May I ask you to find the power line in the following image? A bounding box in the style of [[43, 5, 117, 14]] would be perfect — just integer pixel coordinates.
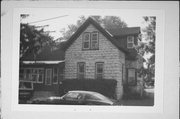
[[28, 15, 68, 24]]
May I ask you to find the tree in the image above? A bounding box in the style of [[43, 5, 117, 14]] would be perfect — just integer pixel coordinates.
[[20, 14, 53, 60], [60, 16, 127, 40], [136, 16, 156, 83]]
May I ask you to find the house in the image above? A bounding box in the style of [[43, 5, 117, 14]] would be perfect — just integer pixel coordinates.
[[19, 45, 65, 96], [62, 17, 144, 100], [19, 17, 144, 100]]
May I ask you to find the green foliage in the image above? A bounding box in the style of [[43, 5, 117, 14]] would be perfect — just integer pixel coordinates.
[[136, 16, 156, 83], [60, 16, 127, 40], [20, 15, 53, 59], [20, 23, 52, 59], [61, 79, 117, 99]]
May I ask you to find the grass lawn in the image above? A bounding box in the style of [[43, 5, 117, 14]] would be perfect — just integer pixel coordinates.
[[118, 97, 154, 106], [117, 88, 154, 106]]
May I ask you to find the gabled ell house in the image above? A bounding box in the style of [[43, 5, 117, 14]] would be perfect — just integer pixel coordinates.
[[63, 17, 144, 100], [19, 17, 144, 100]]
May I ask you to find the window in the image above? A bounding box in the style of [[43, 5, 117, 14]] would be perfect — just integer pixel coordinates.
[[59, 69, 64, 83], [91, 32, 99, 49], [26, 69, 32, 80], [32, 69, 38, 83], [53, 68, 58, 84], [45, 68, 52, 85], [83, 33, 90, 49], [19, 68, 44, 83], [127, 36, 134, 48], [19, 80, 33, 90], [64, 92, 81, 100], [127, 68, 136, 85], [82, 32, 99, 50], [19, 68, 32, 81], [37, 69, 44, 83], [95, 62, 104, 79], [77, 62, 85, 79]]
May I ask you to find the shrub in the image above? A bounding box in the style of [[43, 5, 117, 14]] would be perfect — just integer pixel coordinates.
[[61, 79, 117, 99]]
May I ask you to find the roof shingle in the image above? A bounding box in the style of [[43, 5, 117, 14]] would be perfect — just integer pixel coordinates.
[[106, 27, 140, 36]]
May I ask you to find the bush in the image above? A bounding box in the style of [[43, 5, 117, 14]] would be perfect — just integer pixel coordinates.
[[61, 79, 117, 99]]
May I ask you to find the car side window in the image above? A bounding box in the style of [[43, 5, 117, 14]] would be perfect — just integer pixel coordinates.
[[64, 92, 81, 100]]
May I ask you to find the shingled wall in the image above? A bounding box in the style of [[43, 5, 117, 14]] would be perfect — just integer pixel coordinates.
[[64, 24, 125, 99]]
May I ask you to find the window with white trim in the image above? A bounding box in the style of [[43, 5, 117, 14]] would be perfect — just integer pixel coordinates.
[[91, 32, 99, 49], [19, 68, 44, 83], [83, 33, 90, 49], [127, 36, 134, 48], [53, 68, 58, 84], [95, 62, 104, 79]]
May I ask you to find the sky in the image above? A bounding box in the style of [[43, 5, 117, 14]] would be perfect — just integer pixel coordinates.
[[21, 9, 146, 40]]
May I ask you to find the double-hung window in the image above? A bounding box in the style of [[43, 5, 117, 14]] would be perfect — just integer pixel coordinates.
[[95, 62, 104, 79], [77, 62, 85, 79], [91, 32, 98, 49], [82, 32, 99, 50], [127, 36, 134, 48], [83, 33, 90, 49]]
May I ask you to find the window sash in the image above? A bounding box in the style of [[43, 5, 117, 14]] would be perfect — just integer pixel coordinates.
[[45, 69, 52, 85], [127, 36, 134, 48], [83, 33, 90, 49], [77, 63, 85, 79], [53, 68, 58, 84], [91, 32, 98, 49], [37, 69, 44, 83], [95, 63, 104, 79]]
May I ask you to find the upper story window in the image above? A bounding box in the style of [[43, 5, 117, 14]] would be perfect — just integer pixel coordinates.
[[83, 33, 90, 49], [91, 32, 99, 49], [127, 36, 134, 49], [82, 32, 99, 50]]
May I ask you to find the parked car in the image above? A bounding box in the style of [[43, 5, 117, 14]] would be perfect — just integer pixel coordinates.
[[28, 90, 117, 105]]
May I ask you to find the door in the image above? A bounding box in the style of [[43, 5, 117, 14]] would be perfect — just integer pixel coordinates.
[[45, 68, 52, 85]]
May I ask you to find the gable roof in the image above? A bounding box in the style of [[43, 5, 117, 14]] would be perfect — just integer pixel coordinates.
[[63, 17, 129, 54]]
